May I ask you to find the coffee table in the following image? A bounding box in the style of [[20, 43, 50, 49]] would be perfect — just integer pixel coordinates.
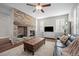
[[24, 37, 45, 55]]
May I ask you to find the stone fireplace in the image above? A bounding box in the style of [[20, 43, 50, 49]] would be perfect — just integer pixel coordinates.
[[30, 30, 35, 36], [13, 8, 36, 39], [17, 26, 27, 38]]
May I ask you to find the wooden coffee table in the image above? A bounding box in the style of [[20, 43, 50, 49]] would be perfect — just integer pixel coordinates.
[[24, 37, 45, 55]]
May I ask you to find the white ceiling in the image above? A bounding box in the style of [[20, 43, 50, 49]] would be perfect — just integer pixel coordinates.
[[5, 3, 75, 19]]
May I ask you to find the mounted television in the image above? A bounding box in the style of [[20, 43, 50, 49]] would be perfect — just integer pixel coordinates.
[[44, 26, 53, 32]]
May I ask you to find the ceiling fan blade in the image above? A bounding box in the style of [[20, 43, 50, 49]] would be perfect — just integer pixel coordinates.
[[38, 3, 40, 5], [33, 9, 36, 13], [42, 4, 51, 7], [41, 9, 44, 13], [26, 3, 35, 7]]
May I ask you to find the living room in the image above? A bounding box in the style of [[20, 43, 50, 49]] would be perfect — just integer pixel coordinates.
[[0, 3, 79, 56]]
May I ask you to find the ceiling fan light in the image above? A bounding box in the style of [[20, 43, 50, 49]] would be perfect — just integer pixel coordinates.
[[36, 5, 42, 10]]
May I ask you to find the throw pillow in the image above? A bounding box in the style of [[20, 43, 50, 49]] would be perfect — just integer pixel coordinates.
[[60, 35, 69, 45]]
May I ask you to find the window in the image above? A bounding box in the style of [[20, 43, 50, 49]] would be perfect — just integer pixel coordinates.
[[76, 5, 79, 34], [56, 18, 65, 33]]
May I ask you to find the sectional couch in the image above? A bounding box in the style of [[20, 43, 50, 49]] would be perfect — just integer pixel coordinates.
[[53, 34, 79, 56]]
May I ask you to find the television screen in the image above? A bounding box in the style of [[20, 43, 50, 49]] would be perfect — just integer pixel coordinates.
[[44, 26, 53, 32]]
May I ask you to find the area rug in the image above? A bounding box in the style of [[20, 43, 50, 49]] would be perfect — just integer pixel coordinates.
[[20, 39, 55, 56]]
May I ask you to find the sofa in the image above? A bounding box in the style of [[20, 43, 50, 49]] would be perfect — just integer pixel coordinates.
[[0, 37, 24, 56], [53, 34, 78, 56]]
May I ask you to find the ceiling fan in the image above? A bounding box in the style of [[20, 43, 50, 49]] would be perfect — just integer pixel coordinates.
[[26, 3, 51, 13]]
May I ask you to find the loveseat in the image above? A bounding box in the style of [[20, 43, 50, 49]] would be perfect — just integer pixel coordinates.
[[0, 37, 24, 56]]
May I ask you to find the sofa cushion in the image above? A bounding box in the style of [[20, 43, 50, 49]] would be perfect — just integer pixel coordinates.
[[0, 38, 11, 45], [0, 43, 12, 53], [65, 40, 71, 46], [56, 46, 62, 56], [0, 43, 12, 49], [0, 42, 23, 53]]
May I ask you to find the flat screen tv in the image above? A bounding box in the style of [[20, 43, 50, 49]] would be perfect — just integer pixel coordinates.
[[44, 26, 53, 32]]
